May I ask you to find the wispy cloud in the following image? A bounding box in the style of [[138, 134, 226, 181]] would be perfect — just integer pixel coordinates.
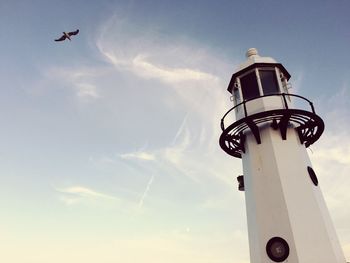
[[99, 51, 218, 84], [76, 83, 100, 99], [55, 185, 118, 205], [95, 15, 221, 87], [43, 66, 108, 101], [120, 151, 156, 161], [131, 53, 218, 83]]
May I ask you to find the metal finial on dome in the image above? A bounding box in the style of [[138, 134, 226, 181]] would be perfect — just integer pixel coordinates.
[[246, 48, 258, 58]]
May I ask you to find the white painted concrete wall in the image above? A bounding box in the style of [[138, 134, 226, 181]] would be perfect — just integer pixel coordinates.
[[242, 125, 346, 263]]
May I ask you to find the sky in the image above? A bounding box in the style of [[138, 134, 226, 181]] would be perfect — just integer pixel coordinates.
[[0, 0, 350, 262]]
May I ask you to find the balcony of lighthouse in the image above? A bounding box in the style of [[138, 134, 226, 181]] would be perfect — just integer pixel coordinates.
[[219, 91, 325, 159]]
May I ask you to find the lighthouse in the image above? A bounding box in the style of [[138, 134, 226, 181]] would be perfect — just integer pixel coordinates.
[[219, 49, 346, 263]]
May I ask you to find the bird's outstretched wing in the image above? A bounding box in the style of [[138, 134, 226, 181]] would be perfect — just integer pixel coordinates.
[[55, 35, 67, 41], [68, 29, 79, 36]]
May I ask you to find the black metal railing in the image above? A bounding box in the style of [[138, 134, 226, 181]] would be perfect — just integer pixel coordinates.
[[221, 93, 315, 131]]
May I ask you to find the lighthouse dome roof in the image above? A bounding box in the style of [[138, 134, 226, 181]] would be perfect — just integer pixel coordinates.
[[236, 48, 277, 71]]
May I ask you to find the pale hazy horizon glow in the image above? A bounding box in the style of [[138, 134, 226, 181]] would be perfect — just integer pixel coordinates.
[[0, 1, 350, 262]]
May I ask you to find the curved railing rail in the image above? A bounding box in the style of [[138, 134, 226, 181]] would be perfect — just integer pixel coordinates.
[[221, 93, 315, 131]]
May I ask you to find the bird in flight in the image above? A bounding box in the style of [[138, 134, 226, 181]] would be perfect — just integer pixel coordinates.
[[55, 29, 79, 42]]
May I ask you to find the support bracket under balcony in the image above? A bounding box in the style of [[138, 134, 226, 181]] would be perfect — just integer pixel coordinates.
[[219, 108, 324, 158]]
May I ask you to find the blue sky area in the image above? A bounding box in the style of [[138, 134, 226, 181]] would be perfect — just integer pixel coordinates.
[[0, 1, 350, 262]]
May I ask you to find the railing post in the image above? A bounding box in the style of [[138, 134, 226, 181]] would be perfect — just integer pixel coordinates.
[[310, 102, 315, 114], [282, 93, 289, 110], [243, 100, 248, 117]]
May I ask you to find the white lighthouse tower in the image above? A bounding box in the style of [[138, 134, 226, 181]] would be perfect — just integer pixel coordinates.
[[219, 48, 346, 263]]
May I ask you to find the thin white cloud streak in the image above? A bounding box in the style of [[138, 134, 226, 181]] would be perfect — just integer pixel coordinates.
[[57, 185, 116, 199], [133, 54, 217, 83], [120, 151, 156, 161], [138, 174, 155, 208], [99, 50, 218, 84], [172, 113, 189, 145], [55, 185, 118, 206]]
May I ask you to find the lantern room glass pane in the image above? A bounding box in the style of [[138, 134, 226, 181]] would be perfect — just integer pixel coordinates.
[[240, 72, 260, 101], [260, 70, 279, 95]]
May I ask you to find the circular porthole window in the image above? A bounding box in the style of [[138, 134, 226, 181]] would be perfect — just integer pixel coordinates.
[[266, 237, 289, 262], [307, 166, 318, 186]]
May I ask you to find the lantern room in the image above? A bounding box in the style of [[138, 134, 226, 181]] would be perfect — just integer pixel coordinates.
[[227, 48, 291, 119]]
